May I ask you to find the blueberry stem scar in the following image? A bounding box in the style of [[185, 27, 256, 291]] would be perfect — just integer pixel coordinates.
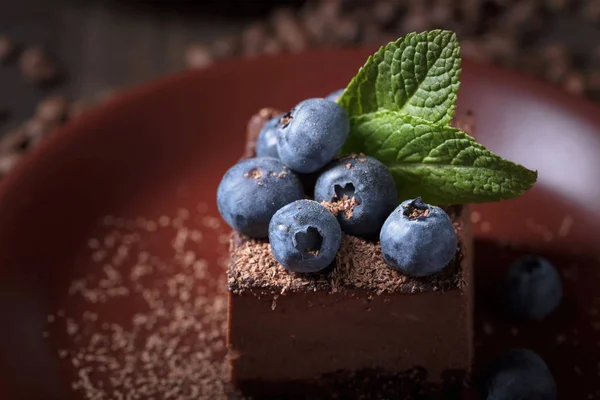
[[402, 197, 430, 220], [294, 227, 323, 256], [279, 111, 293, 129], [333, 183, 362, 205]]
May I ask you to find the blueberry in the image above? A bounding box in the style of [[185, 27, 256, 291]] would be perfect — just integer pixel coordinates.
[[484, 348, 556, 400], [503, 256, 563, 319], [314, 155, 397, 238], [256, 113, 284, 159], [269, 199, 342, 273], [379, 198, 457, 277], [326, 89, 344, 102], [277, 98, 350, 173], [217, 157, 304, 238]]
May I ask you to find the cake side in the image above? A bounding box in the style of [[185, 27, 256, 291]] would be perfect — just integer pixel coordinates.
[[228, 289, 471, 398]]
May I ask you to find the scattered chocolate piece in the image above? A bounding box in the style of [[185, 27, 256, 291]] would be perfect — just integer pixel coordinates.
[[262, 37, 284, 55], [67, 101, 90, 121], [541, 43, 571, 82], [0, 35, 16, 63], [502, 0, 543, 34], [332, 17, 360, 45], [241, 23, 269, 57], [19, 47, 58, 85], [212, 35, 240, 59], [398, 3, 432, 34], [564, 72, 586, 95], [271, 8, 308, 52], [431, 0, 455, 26], [0, 127, 29, 153], [299, 5, 329, 44], [371, 0, 400, 26], [184, 44, 214, 70], [0, 153, 22, 176], [35, 95, 68, 124], [459, 38, 490, 63], [483, 32, 518, 66], [23, 118, 57, 147]]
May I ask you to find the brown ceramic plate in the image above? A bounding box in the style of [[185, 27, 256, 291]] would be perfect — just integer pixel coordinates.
[[0, 49, 599, 399]]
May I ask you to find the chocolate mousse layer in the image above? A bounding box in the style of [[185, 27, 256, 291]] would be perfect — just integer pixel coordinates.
[[226, 108, 475, 399]]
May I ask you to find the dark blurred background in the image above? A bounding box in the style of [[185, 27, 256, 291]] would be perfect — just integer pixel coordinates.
[[0, 0, 599, 175]]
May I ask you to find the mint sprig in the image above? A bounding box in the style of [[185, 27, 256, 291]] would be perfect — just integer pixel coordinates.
[[338, 30, 537, 205]]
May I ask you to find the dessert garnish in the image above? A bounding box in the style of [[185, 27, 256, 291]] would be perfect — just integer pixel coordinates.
[[269, 199, 341, 273], [217, 157, 304, 238], [338, 29, 537, 205], [314, 155, 397, 238], [380, 197, 457, 277], [276, 98, 349, 173], [217, 29, 537, 276]]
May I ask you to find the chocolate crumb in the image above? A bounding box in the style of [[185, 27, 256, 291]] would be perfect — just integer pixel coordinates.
[[184, 43, 214, 70], [321, 195, 359, 220], [35, 95, 68, 123], [19, 47, 58, 85]]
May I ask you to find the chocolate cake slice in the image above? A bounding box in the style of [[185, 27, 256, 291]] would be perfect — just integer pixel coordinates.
[[225, 109, 475, 399]]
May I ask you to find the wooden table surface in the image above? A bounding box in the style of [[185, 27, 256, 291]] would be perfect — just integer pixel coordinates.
[[0, 0, 247, 134]]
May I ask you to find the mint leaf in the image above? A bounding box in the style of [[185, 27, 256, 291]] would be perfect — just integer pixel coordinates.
[[338, 30, 460, 126], [343, 110, 537, 204], [338, 30, 538, 204]]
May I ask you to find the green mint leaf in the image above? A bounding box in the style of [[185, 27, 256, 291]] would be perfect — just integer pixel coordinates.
[[338, 30, 460, 126], [342, 110, 537, 204]]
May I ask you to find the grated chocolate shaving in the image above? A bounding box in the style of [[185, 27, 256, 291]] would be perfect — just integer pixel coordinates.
[[55, 206, 243, 399], [228, 206, 466, 296], [320, 195, 360, 220]]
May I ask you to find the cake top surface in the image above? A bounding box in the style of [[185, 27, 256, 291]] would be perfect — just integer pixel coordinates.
[[228, 206, 467, 295]]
